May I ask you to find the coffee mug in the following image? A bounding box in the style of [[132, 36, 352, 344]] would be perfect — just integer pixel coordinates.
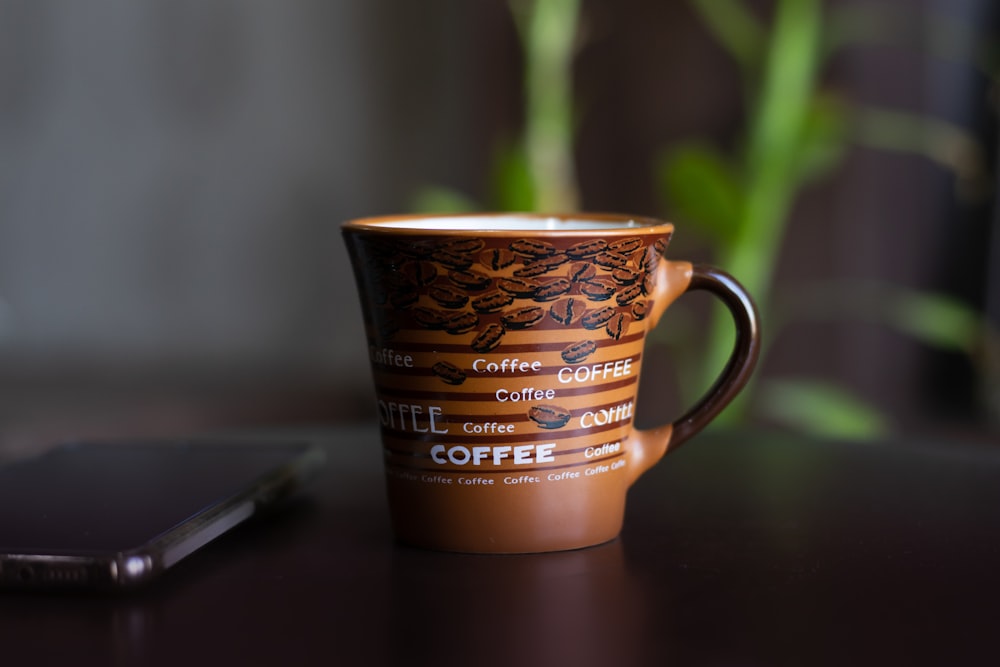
[[342, 213, 760, 553]]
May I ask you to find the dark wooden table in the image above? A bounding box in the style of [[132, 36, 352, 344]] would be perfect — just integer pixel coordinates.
[[2, 425, 998, 665]]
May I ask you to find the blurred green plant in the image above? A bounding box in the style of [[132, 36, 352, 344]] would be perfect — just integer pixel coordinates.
[[658, 0, 997, 437], [412, 0, 581, 213], [413, 0, 997, 438]]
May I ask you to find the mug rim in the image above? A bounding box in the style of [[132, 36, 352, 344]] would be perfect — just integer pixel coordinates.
[[342, 212, 674, 235]]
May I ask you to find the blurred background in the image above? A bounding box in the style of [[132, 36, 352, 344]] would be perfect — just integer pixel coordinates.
[[1, 0, 998, 455]]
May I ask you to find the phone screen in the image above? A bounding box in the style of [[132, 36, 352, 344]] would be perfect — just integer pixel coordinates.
[[0, 441, 324, 590]]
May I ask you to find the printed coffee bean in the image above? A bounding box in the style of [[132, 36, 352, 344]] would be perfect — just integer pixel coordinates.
[[385, 272, 417, 290], [533, 278, 572, 302], [611, 268, 639, 286], [430, 286, 469, 309], [561, 339, 598, 363], [432, 360, 467, 386], [377, 318, 400, 341], [549, 297, 582, 326], [444, 312, 479, 334], [450, 269, 493, 291], [569, 262, 597, 282], [471, 323, 505, 353], [443, 238, 485, 253], [389, 288, 419, 309], [400, 260, 437, 286], [631, 300, 649, 320], [514, 253, 569, 278], [431, 248, 473, 270], [510, 238, 556, 258], [580, 279, 616, 302], [471, 290, 514, 314], [498, 277, 541, 298], [528, 405, 572, 430], [395, 239, 434, 259], [413, 307, 449, 330], [482, 248, 516, 271], [501, 306, 545, 330], [606, 312, 631, 340], [593, 251, 629, 270], [654, 237, 669, 255], [608, 237, 643, 255], [642, 271, 656, 296], [638, 246, 660, 272], [581, 307, 616, 330], [566, 239, 607, 258], [616, 284, 643, 306]]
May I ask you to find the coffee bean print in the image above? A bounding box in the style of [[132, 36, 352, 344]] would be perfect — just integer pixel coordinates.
[[443, 238, 485, 253], [471, 323, 505, 353], [377, 318, 400, 341], [395, 239, 434, 259], [616, 284, 643, 306], [471, 290, 514, 314], [611, 268, 639, 286], [430, 286, 469, 309], [443, 311, 479, 334], [528, 404, 572, 430], [450, 269, 493, 291], [389, 287, 419, 309], [413, 307, 449, 329], [498, 277, 541, 298], [549, 298, 583, 326], [353, 232, 672, 360], [638, 246, 659, 272], [581, 307, 616, 330], [569, 262, 597, 282], [399, 260, 437, 286], [593, 251, 629, 270], [607, 237, 643, 255], [533, 278, 572, 302], [561, 339, 597, 363], [432, 360, 467, 385], [510, 238, 556, 258], [514, 253, 568, 277], [642, 271, 656, 296], [482, 248, 516, 270], [385, 271, 417, 290], [501, 306, 545, 330], [605, 312, 631, 340], [580, 279, 616, 302], [431, 248, 473, 270], [566, 239, 607, 258]]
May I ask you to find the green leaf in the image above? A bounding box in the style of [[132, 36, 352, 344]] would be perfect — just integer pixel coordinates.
[[886, 291, 981, 354], [489, 141, 536, 211], [794, 93, 849, 184], [758, 378, 891, 440], [658, 144, 743, 244], [690, 0, 766, 71], [410, 187, 481, 214]]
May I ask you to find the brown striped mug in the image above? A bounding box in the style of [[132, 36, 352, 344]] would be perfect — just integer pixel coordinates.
[[343, 213, 760, 553]]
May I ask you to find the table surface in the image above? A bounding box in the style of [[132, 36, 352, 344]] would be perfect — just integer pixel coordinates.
[[2, 425, 999, 666]]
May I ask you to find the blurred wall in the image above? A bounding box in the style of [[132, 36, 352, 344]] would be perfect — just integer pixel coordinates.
[[1, 0, 367, 374], [0, 0, 509, 379], [0, 0, 996, 439]]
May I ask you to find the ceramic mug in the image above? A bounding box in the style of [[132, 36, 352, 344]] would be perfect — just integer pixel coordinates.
[[342, 213, 760, 553]]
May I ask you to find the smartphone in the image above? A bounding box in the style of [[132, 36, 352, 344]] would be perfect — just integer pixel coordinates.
[[0, 440, 325, 591]]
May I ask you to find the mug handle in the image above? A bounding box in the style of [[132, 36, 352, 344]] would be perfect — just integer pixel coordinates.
[[625, 261, 761, 484]]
